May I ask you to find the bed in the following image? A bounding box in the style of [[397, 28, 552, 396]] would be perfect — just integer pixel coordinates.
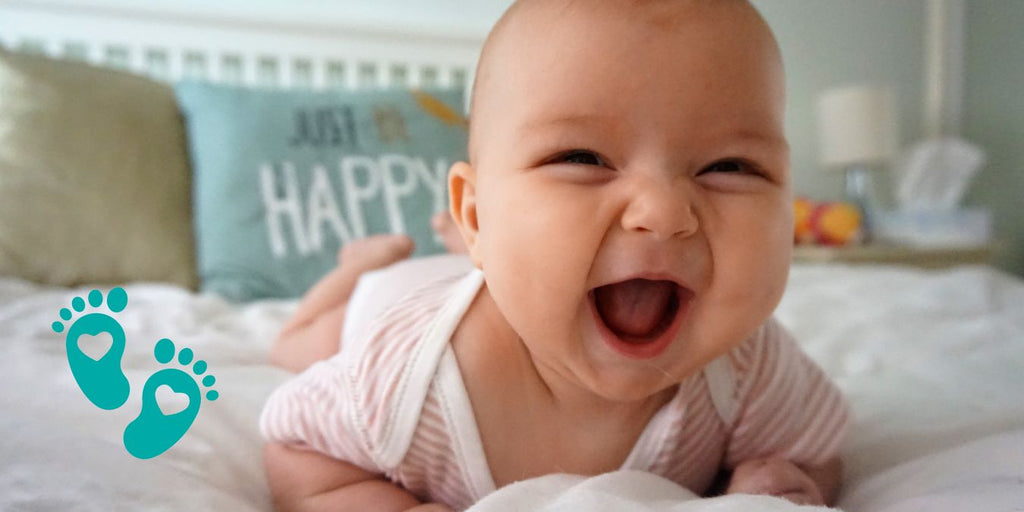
[[2, 3, 1023, 511]]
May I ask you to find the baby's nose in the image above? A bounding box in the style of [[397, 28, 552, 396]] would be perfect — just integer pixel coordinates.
[[620, 177, 698, 240]]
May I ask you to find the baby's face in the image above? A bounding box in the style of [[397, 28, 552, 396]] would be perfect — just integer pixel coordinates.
[[452, 0, 792, 402]]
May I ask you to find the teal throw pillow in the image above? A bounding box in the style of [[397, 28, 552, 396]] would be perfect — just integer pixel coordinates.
[[176, 83, 467, 301]]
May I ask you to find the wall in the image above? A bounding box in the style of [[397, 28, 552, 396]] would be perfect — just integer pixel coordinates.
[[963, 3, 1024, 276], [749, 0, 928, 202], [25, 0, 514, 39]]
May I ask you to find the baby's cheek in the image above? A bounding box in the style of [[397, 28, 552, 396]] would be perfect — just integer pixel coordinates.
[[695, 228, 788, 351], [714, 237, 785, 306]]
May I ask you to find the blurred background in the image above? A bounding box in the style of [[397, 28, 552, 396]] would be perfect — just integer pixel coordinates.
[[3, 0, 1022, 276]]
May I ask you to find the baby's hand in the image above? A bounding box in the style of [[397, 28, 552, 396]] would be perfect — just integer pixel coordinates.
[[725, 457, 825, 506]]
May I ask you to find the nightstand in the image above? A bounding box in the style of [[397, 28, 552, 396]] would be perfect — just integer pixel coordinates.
[[792, 243, 994, 269]]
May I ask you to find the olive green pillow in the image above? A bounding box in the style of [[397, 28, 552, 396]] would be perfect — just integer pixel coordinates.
[[0, 49, 197, 288]]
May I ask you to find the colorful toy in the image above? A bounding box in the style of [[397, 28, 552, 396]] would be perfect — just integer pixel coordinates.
[[793, 197, 815, 244], [794, 198, 863, 246]]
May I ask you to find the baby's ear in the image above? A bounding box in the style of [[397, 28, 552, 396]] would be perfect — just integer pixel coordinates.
[[448, 161, 483, 268]]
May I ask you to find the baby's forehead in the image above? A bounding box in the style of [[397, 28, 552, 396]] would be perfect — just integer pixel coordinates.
[[483, 0, 752, 51], [468, 0, 777, 162]]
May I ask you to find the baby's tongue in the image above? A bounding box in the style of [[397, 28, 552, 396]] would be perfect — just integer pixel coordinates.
[[594, 279, 675, 338]]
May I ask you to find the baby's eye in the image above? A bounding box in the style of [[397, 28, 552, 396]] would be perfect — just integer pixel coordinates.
[[699, 159, 756, 175], [555, 150, 606, 167]]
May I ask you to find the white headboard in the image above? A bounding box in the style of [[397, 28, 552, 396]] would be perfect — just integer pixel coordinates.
[[0, 1, 483, 92]]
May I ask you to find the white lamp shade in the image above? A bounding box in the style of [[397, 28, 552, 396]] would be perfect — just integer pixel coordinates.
[[817, 85, 897, 168]]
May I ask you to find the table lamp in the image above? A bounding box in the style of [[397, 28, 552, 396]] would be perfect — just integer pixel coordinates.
[[817, 85, 897, 239]]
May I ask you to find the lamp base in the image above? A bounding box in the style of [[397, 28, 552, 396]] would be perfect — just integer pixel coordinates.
[[843, 164, 883, 241]]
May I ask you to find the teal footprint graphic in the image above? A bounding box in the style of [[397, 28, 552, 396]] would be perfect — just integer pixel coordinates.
[[123, 338, 219, 459], [52, 288, 131, 410]]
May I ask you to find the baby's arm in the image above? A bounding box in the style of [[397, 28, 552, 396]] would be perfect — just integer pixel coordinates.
[[721, 320, 849, 506], [264, 442, 451, 512], [726, 456, 842, 506]]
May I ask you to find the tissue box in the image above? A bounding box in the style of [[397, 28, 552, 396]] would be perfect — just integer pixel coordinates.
[[876, 208, 992, 248]]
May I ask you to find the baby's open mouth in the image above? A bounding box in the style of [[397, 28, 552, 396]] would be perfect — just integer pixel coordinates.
[[592, 279, 688, 343]]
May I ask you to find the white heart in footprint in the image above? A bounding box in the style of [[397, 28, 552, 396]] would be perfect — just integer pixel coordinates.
[[77, 333, 113, 361], [155, 384, 190, 416]]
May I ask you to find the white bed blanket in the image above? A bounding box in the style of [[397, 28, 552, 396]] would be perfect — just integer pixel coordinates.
[[467, 470, 834, 512], [840, 428, 1024, 512], [467, 429, 1024, 512], [2, 263, 1023, 511]]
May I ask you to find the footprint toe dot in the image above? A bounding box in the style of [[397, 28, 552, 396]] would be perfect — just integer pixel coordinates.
[[202, 375, 216, 387], [154, 338, 175, 363], [88, 289, 103, 307], [206, 390, 219, 401], [108, 287, 128, 312], [72, 297, 85, 312], [52, 321, 64, 333], [60, 308, 72, 321], [178, 348, 194, 365], [193, 360, 207, 374]]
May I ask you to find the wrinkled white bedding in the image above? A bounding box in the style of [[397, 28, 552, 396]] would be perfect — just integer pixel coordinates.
[[467, 470, 834, 512], [2, 263, 1023, 511]]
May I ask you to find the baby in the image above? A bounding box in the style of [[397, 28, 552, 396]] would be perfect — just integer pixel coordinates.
[[261, 0, 849, 510]]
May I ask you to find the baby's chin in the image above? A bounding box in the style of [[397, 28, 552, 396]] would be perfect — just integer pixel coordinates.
[[570, 338, 689, 403], [579, 368, 682, 405]]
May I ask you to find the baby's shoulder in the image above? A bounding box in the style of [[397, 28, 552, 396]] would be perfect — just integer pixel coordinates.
[[339, 269, 475, 380], [721, 316, 838, 413], [296, 269, 482, 468], [724, 317, 797, 373]]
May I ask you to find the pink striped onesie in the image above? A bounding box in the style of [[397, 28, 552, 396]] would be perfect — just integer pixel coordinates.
[[260, 258, 849, 511]]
